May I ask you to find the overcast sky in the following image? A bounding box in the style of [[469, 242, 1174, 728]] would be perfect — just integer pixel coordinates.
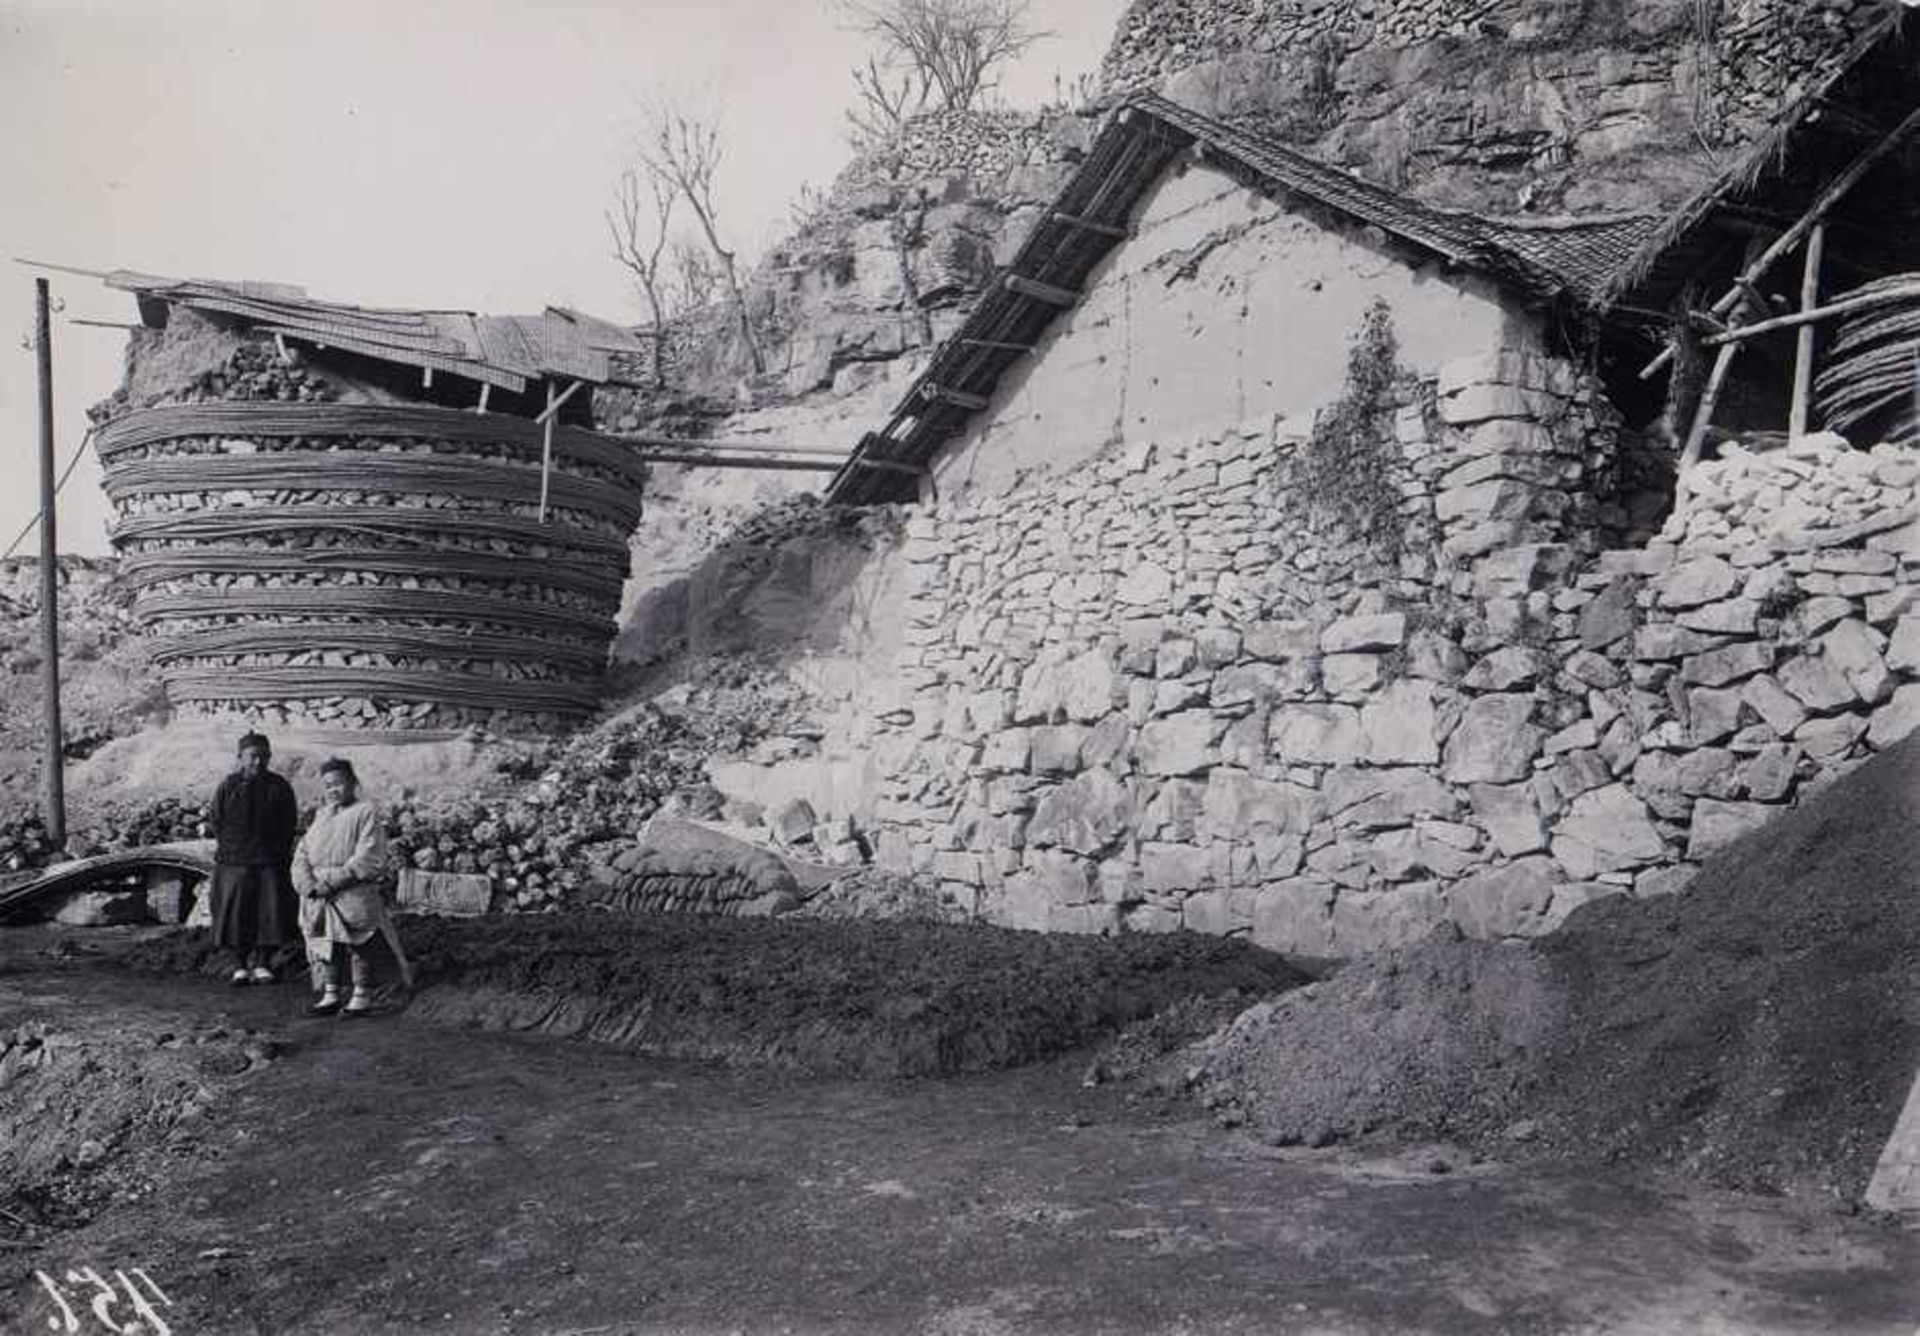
[[0, 0, 1126, 556]]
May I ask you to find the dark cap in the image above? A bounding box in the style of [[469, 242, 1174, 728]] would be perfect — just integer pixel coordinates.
[[319, 757, 358, 783], [237, 731, 271, 756]]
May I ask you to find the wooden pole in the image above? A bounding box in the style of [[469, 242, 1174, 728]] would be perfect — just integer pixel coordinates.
[[33, 278, 66, 849], [1641, 101, 1920, 379], [1789, 223, 1826, 438], [1704, 273, 1916, 347], [538, 381, 556, 523]]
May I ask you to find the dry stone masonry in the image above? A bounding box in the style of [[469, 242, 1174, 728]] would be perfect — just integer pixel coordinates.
[[849, 355, 1920, 956]]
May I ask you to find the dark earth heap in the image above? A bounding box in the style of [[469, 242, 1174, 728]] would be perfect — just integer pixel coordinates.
[[1180, 731, 1920, 1202]]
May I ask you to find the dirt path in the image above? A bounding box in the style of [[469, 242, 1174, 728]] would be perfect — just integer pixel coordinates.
[[4, 932, 1919, 1335]]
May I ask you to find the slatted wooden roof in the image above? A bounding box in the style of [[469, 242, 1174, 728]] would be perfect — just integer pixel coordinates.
[[101, 271, 647, 393], [827, 93, 1660, 505]]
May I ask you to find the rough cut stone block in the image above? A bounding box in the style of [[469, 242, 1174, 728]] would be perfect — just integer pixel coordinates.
[[1579, 580, 1637, 649], [1324, 767, 1459, 828], [397, 868, 493, 916], [1136, 710, 1224, 776], [1676, 599, 1760, 636], [1360, 679, 1439, 765], [1251, 878, 1337, 957], [1322, 652, 1383, 695], [1201, 769, 1319, 839], [1321, 612, 1406, 654], [1331, 884, 1449, 953], [1795, 712, 1868, 763], [1680, 642, 1773, 688], [1687, 685, 1746, 745], [1686, 799, 1777, 860], [1779, 655, 1857, 714], [144, 869, 192, 925], [1027, 769, 1132, 855], [1550, 783, 1666, 880], [1243, 619, 1318, 661], [1470, 782, 1545, 856], [1868, 682, 1920, 750], [1447, 857, 1556, 940], [1463, 646, 1539, 691], [1740, 674, 1808, 737], [1442, 693, 1543, 784], [1659, 555, 1740, 609], [1271, 704, 1364, 765]]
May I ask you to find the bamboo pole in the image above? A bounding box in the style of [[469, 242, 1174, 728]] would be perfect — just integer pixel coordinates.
[[1675, 342, 1738, 512], [1789, 224, 1826, 438], [1704, 274, 1920, 347], [32, 278, 65, 849], [1641, 102, 1920, 379], [538, 381, 556, 523]]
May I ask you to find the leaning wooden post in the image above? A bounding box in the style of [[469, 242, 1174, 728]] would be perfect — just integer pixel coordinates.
[[538, 381, 556, 523], [32, 278, 66, 849], [1789, 223, 1826, 439]]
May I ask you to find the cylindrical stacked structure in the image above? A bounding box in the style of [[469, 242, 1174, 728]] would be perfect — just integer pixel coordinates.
[[95, 402, 647, 733]]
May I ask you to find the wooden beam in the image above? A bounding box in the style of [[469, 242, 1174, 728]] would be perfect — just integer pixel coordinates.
[[1050, 210, 1128, 240], [960, 338, 1036, 352], [920, 382, 989, 411], [1642, 102, 1920, 379], [1002, 273, 1079, 306], [845, 456, 924, 478], [474, 383, 491, 415], [538, 382, 557, 523], [1702, 278, 1920, 346], [66, 318, 141, 330], [1676, 342, 1740, 512], [1789, 223, 1826, 439], [533, 378, 585, 425], [422, 366, 434, 389]]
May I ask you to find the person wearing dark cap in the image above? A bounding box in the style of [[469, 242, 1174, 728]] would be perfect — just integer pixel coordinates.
[[208, 731, 300, 986], [293, 757, 411, 1017]]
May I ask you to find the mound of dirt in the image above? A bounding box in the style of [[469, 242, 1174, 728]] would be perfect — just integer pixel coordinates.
[[1185, 733, 1920, 1201], [122, 913, 1306, 1080], [0, 1008, 281, 1230]]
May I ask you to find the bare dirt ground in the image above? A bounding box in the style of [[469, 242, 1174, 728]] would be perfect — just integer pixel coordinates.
[[4, 928, 1918, 1335]]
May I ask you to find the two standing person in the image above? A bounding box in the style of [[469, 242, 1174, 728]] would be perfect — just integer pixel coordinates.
[[207, 734, 409, 1015]]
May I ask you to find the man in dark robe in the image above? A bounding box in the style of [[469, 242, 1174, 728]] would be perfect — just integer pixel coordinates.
[[208, 731, 299, 985]]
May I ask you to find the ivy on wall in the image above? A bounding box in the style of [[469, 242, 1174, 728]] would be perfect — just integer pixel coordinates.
[[1299, 297, 1406, 558]]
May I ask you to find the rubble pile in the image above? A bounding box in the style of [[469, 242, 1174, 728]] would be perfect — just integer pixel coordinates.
[[384, 657, 814, 911]]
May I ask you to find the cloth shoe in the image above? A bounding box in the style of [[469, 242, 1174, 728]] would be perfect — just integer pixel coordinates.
[[308, 990, 342, 1016], [229, 968, 251, 987], [342, 989, 377, 1018], [249, 966, 275, 984]]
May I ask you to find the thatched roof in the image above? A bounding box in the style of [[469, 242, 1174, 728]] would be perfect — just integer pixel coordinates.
[[1602, 7, 1920, 319]]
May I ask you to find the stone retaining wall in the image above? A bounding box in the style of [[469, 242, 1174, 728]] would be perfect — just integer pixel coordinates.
[[849, 360, 1920, 953]]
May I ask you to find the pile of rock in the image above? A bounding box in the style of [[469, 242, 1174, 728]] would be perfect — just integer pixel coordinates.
[[384, 657, 818, 911]]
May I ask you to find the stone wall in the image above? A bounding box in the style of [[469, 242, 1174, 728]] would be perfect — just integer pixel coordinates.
[[836, 363, 1920, 955]]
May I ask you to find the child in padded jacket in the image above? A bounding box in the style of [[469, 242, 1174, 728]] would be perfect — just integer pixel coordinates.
[[292, 758, 413, 1017]]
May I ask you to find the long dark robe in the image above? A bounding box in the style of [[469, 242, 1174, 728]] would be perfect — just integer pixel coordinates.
[[208, 770, 300, 951]]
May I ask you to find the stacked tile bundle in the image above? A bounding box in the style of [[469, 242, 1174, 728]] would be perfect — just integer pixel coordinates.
[[93, 388, 647, 734]]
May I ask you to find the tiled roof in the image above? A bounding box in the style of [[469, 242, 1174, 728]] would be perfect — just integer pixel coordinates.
[[827, 94, 1657, 504]]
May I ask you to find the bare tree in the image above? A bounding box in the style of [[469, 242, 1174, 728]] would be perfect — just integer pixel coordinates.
[[849, 53, 929, 143], [634, 100, 764, 375], [668, 236, 718, 315], [605, 165, 676, 386], [841, 0, 1049, 120]]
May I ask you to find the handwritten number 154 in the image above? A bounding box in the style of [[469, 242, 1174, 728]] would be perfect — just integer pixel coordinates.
[[32, 1268, 174, 1336]]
